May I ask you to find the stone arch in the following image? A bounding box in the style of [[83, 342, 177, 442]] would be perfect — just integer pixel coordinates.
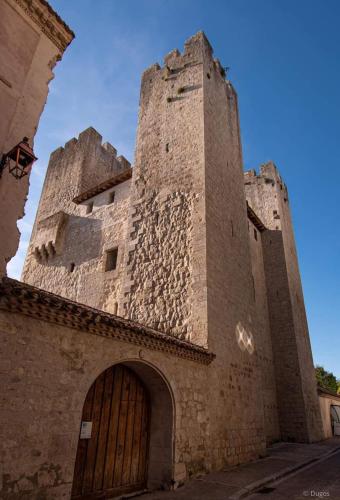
[[71, 359, 174, 498]]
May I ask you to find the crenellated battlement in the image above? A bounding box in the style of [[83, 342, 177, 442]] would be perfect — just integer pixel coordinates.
[[244, 162, 288, 196], [141, 31, 229, 86], [244, 162, 290, 232], [49, 127, 125, 166], [46, 127, 131, 205], [29, 127, 131, 230]]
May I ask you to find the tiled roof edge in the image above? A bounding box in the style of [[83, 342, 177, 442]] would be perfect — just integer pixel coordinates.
[[0, 278, 215, 365]]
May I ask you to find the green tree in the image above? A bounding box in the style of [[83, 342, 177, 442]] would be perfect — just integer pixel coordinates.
[[315, 366, 338, 394], [337, 380, 340, 395]]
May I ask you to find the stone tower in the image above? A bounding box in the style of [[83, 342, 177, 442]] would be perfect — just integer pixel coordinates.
[[122, 32, 256, 353], [22, 31, 322, 453], [22, 127, 132, 308], [244, 163, 323, 442], [119, 31, 268, 455]]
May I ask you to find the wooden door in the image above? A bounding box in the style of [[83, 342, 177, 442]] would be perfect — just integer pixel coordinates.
[[71, 365, 150, 499]]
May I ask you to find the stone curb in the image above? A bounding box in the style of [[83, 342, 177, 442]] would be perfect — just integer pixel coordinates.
[[228, 446, 340, 500]]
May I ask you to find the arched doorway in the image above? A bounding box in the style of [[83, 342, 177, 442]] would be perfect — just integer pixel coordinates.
[[71, 362, 173, 499]]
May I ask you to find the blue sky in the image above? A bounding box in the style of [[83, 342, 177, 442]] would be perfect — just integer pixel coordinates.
[[8, 0, 340, 377]]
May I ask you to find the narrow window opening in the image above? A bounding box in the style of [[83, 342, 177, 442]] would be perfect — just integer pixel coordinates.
[[273, 210, 277, 215], [231, 220, 234, 237], [165, 143, 169, 153], [69, 262, 75, 273], [207, 73, 211, 79], [254, 228, 257, 241], [113, 302, 118, 315], [105, 248, 118, 272], [86, 201, 94, 214], [109, 191, 115, 204]]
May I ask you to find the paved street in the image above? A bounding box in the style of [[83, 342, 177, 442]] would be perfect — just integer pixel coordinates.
[[140, 439, 340, 500], [249, 450, 340, 500]]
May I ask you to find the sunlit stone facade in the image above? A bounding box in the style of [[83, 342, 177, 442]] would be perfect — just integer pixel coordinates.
[[0, 31, 324, 499]]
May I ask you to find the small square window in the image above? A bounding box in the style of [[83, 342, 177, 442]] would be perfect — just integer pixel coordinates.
[[86, 201, 94, 214], [105, 248, 118, 271], [108, 191, 115, 204]]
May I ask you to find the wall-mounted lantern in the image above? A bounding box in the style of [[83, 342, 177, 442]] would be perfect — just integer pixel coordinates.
[[0, 137, 37, 179]]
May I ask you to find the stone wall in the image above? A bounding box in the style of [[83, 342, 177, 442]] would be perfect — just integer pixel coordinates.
[[120, 31, 267, 459], [0, 287, 264, 499], [247, 217, 280, 444], [22, 128, 131, 314], [19, 33, 270, 486], [20, 32, 324, 465], [125, 190, 197, 338], [121, 35, 208, 345], [244, 163, 323, 442], [318, 389, 340, 439], [0, 0, 74, 276]]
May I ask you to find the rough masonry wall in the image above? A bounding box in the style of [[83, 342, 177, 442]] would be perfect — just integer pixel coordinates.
[[244, 163, 323, 442], [22, 128, 131, 314], [0, 307, 250, 499], [120, 32, 267, 461], [0, 0, 73, 276], [121, 35, 208, 344], [125, 190, 196, 336]]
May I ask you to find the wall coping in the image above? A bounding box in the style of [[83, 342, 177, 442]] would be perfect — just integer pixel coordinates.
[[0, 278, 215, 365], [318, 386, 340, 402], [11, 0, 75, 53]]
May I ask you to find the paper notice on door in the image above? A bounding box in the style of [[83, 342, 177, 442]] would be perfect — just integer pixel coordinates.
[[80, 421, 92, 439]]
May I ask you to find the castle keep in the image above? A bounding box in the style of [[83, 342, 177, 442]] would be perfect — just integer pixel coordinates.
[[1, 31, 323, 499]]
